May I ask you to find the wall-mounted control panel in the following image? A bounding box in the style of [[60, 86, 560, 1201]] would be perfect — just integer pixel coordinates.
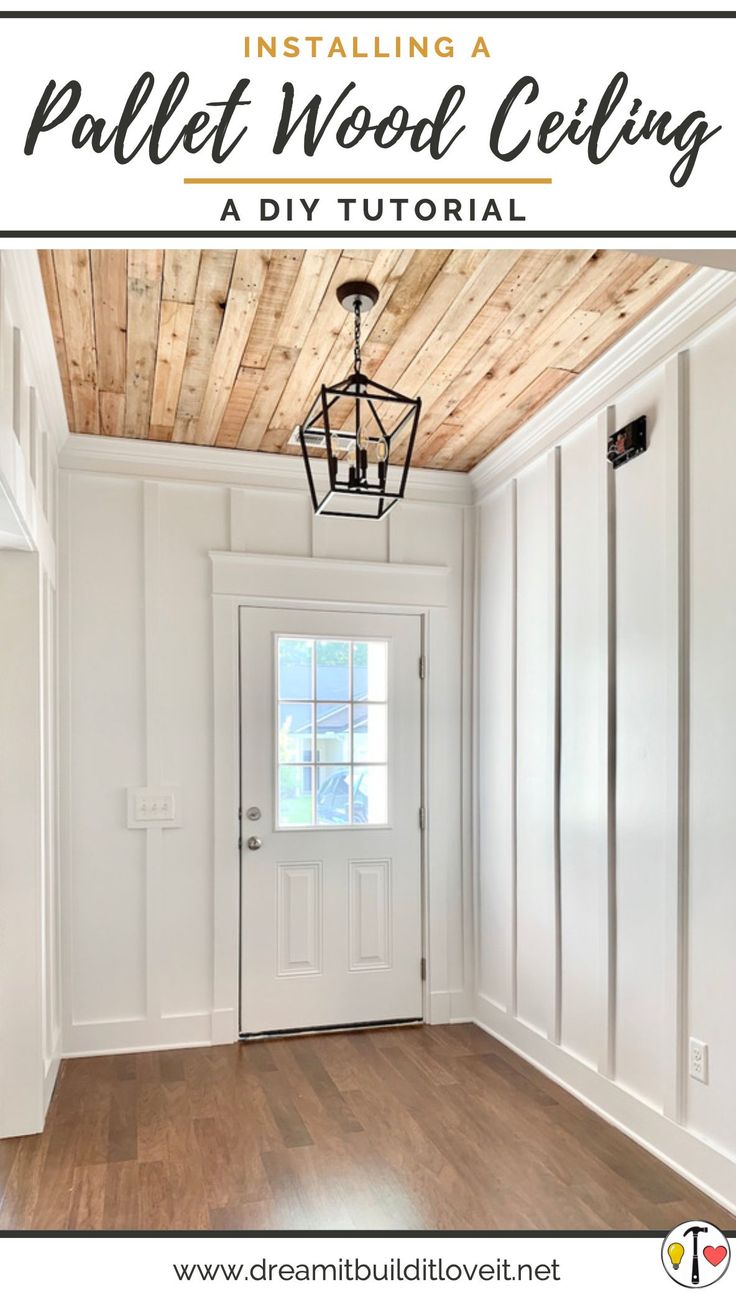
[[127, 787, 181, 829], [607, 415, 647, 469]]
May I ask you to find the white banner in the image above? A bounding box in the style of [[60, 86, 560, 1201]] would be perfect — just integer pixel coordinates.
[[0, 1233, 731, 1300], [0, 5, 733, 238]]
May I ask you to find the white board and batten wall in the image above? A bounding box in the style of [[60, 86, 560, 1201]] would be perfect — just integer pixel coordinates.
[[0, 252, 66, 1137], [473, 266, 736, 1215], [59, 437, 474, 1059]]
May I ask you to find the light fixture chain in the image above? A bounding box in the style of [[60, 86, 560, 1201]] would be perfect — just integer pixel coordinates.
[[353, 296, 362, 375]]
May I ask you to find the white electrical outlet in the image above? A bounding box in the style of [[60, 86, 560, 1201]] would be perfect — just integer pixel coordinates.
[[689, 1037, 708, 1084], [127, 787, 181, 829]]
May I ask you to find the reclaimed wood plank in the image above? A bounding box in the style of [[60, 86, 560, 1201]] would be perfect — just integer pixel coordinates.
[[53, 249, 99, 432], [124, 249, 163, 438]]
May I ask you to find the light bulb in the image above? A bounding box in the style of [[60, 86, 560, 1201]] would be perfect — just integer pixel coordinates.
[[356, 429, 369, 452], [347, 444, 357, 466], [668, 1243, 685, 1271], [376, 437, 388, 463]]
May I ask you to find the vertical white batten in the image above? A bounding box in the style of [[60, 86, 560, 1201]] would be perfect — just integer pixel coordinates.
[[471, 505, 481, 1008], [142, 480, 163, 1021], [599, 405, 617, 1081], [550, 447, 562, 1046], [211, 592, 241, 1044], [509, 478, 519, 1017], [475, 483, 515, 1017], [515, 458, 557, 1038], [662, 351, 690, 1124], [459, 504, 476, 1015]]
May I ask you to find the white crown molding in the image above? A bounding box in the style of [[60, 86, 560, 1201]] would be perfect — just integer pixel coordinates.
[[59, 433, 473, 505], [470, 266, 736, 501], [1, 252, 69, 451]]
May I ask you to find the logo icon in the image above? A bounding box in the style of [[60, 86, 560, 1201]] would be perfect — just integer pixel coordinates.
[[662, 1221, 731, 1288]]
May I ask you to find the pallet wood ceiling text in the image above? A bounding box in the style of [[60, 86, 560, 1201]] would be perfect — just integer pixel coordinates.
[[40, 248, 693, 473]]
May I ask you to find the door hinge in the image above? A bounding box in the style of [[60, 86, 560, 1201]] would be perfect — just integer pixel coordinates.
[[420, 957, 427, 982], [419, 805, 426, 831], [419, 655, 427, 680]]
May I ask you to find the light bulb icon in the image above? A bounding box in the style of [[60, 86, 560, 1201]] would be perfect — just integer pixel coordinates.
[[667, 1242, 685, 1271]]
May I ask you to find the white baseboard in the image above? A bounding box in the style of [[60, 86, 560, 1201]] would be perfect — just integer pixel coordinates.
[[62, 1039, 213, 1059], [428, 989, 472, 1025], [474, 996, 736, 1219], [62, 999, 470, 1055], [63, 1011, 213, 1057]]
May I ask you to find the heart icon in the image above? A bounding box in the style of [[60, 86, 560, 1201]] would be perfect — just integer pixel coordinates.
[[703, 1245, 728, 1267]]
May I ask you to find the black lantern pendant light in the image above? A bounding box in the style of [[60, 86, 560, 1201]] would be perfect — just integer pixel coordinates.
[[297, 281, 422, 520]]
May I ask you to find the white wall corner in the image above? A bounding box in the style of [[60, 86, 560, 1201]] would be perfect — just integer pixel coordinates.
[[449, 990, 472, 1023]]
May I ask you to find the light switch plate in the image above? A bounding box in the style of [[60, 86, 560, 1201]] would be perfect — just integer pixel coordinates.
[[127, 787, 181, 829]]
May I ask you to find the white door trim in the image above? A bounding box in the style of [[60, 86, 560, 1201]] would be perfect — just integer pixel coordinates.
[[210, 550, 449, 1045]]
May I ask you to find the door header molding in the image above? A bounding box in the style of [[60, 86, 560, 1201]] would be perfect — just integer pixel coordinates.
[[210, 550, 450, 610]]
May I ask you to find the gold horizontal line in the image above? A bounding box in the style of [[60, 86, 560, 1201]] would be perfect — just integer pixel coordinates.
[[183, 177, 552, 186]]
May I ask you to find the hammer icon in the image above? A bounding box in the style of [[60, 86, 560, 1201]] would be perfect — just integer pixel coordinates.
[[684, 1226, 709, 1285]]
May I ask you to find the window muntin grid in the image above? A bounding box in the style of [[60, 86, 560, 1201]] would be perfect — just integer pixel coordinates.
[[276, 637, 388, 828]]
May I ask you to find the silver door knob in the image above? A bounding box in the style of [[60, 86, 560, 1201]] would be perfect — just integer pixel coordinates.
[[246, 836, 262, 851]]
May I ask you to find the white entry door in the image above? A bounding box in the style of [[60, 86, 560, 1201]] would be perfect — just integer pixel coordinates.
[[239, 606, 423, 1035]]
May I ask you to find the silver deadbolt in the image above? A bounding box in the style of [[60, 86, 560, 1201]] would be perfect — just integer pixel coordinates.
[[246, 806, 261, 821], [246, 835, 262, 851]]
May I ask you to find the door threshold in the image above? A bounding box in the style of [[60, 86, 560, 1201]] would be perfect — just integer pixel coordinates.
[[239, 1016, 423, 1041]]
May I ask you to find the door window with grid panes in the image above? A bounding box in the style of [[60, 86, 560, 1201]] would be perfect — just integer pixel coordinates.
[[276, 637, 388, 827]]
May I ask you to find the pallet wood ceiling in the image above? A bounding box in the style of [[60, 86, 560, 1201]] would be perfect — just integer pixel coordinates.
[[40, 248, 693, 473]]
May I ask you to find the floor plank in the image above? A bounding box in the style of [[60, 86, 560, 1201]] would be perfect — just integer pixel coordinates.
[[0, 1025, 731, 1231]]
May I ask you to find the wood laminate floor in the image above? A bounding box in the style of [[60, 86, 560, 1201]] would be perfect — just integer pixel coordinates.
[[0, 1023, 731, 1231]]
